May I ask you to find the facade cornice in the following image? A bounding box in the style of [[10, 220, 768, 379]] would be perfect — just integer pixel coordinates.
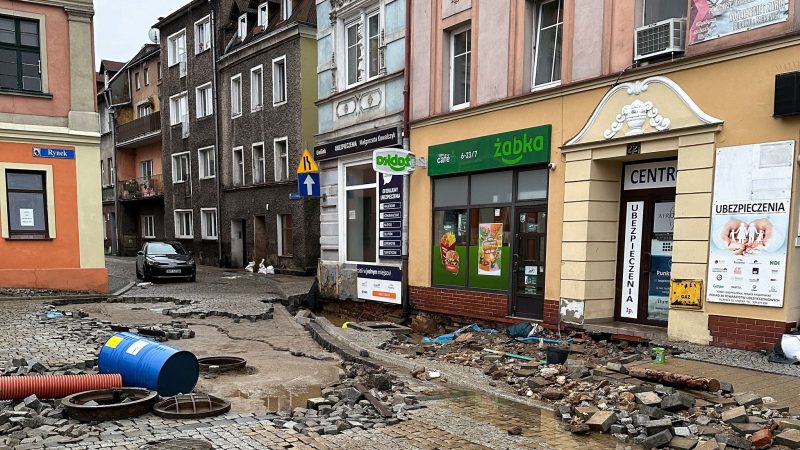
[[19, 0, 94, 15], [316, 70, 404, 106]]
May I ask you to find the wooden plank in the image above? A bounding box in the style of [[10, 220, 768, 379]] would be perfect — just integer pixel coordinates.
[[354, 382, 393, 418]]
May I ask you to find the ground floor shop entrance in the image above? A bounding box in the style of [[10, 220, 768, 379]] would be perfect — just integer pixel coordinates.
[[512, 206, 547, 319]]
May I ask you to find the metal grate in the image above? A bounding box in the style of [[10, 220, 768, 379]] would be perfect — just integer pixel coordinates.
[[635, 18, 686, 61], [140, 438, 214, 450]]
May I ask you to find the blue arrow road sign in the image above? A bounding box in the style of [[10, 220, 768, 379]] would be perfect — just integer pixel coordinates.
[[298, 173, 321, 198]]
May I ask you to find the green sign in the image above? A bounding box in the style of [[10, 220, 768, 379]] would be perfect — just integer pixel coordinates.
[[427, 125, 552, 176]]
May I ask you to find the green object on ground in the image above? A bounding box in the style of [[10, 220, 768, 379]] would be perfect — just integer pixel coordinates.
[[653, 347, 666, 364], [482, 348, 534, 361]]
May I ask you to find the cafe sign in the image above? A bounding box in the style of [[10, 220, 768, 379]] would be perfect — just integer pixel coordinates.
[[428, 125, 551, 176]]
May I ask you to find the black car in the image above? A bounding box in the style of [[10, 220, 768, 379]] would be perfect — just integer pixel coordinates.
[[136, 241, 196, 282]]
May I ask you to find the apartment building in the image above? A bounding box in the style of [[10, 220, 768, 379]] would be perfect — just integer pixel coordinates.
[[407, 0, 800, 351], [97, 59, 124, 255], [0, 0, 106, 292]]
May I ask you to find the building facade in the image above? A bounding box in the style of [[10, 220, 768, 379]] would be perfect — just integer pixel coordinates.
[[314, 0, 406, 299], [0, 0, 106, 292], [407, 0, 800, 350], [97, 59, 124, 255]]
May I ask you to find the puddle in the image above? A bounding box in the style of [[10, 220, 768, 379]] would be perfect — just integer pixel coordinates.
[[262, 385, 322, 411]]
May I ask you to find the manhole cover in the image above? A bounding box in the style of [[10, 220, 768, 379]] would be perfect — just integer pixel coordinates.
[[153, 393, 231, 419], [62, 388, 158, 422], [140, 438, 213, 449], [197, 356, 247, 373]]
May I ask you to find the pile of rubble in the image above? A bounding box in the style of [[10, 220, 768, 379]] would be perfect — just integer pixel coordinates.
[[0, 394, 103, 448], [163, 299, 275, 321], [269, 363, 420, 437]]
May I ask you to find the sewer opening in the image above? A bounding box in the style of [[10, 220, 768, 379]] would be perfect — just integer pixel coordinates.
[[140, 438, 214, 450], [197, 356, 247, 373]]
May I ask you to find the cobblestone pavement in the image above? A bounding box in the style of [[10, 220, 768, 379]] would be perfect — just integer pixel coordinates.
[[669, 340, 800, 377]]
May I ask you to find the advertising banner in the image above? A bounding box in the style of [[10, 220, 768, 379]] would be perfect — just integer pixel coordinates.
[[647, 202, 674, 322], [621, 201, 644, 319], [689, 0, 789, 45], [707, 141, 795, 307], [378, 174, 403, 259], [478, 223, 503, 276], [357, 265, 402, 305]]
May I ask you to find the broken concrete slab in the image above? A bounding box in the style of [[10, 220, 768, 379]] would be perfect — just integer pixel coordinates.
[[775, 429, 800, 448], [585, 411, 617, 432], [635, 391, 662, 406], [721, 406, 747, 424]]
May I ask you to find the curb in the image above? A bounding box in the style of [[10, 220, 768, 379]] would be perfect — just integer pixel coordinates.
[[111, 282, 136, 297], [0, 294, 109, 303]]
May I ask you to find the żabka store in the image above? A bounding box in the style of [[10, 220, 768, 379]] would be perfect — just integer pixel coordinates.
[[415, 125, 552, 321]]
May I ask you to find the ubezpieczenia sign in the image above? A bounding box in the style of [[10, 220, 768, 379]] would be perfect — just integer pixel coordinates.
[[373, 149, 415, 176]]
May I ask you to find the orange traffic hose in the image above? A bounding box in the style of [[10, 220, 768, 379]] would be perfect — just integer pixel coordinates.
[[0, 373, 123, 400]]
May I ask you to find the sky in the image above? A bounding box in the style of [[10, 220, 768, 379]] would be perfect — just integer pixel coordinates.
[[93, 0, 187, 68]]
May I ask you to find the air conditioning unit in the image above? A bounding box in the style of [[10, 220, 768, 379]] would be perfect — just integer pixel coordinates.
[[179, 54, 187, 78], [774, 71, 800, 117], [634, 18, 686, 61]]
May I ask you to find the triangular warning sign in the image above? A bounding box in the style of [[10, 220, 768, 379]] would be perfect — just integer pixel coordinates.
[[297, 149, 319, 174]]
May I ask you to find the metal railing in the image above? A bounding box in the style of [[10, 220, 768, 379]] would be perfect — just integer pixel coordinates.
[[117, 174, 164, 201], [116, 111, 161, 145]]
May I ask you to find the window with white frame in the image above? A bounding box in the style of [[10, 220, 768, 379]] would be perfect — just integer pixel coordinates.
[[238, 14, 247, 39], [137, 103, 153, 118], [196, 82, 213, 118], [281, 0, 292, 20], [174, 210, 193, 238], [135, 72, 141, 90], [141, 215, 155, 238], [167, 30, 186, 66], [201, 208, 218, 240], [277, 214, 293, 256], [345, 21, 360, 86], [195, 15, 211, 54], [144, 67, 150, 85], [198, 146, 216, 179], [272, 56, 286, 105], [366, 11, 381, 78], [532, 0, 563, 88], [258, 3, 268, 27], [251, 65, 263, 111], [169, 91, 188, 125], [232, 146, 245, 186], [100, 161, 106, 187], [230, 74, 242, 117], [273, 137, 289, 181], [172, 152, 190, 183], [140, 160, 153, 179], [344, 162, 377, 262], [252, 142, 266, 183], [450, 26, 471, 109]]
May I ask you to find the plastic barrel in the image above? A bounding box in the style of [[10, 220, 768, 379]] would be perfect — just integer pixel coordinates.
[[98, 332, 199, 396]]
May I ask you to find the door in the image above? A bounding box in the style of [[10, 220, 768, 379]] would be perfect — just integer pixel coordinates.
[[231, 219, 244, 268], [512, 208, 547, 319], [110, 212, 118, 255], [615, 190, 675, 326]]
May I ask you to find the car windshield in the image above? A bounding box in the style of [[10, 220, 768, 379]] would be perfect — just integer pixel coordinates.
[[147, 243, 187, 256]]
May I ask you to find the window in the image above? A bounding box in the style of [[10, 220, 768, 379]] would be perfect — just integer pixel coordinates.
[[367, 12, 381, 78], [174, 210, 193, 238], [344, 163, 377, 262], [238, 14, 247, 39], [278, 214, 293, 256], [107, 158, 114, 186], [5, 170, 47, 237], [281, 0, 293, 20], [157, 62, 162, 80], [169, 92, 188, 126], [195, 15, 211, 54], [252, 142, 266, 183], [232, 146, 245, 186], [258, 3, 268, 27], [345, 21, 360, 86], [141, 215, 155, 239], [532, 0, 563, 88], [144, 67, 150, 85], [140, 160, 153, 179], [273, 137, 289, 181], [642, 0, 686, 26], [450, 26, 471, 109], [167, 29, 186, 66], [137, 103, 153, 118], [251, 65, 263, 111], [201, 208, 218, 240], [0, 17, 42, 92], [195, 82, 213, 118], [230, 74, 242, 117], [172, 152, 190, 183], [198, 146, 216, 179], [272, 56, 286, 105], [135, 72, 141, 90], [100, 161, 106, 187]]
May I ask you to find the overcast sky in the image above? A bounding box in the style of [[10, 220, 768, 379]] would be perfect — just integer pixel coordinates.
[[94, 0, 187, 67]]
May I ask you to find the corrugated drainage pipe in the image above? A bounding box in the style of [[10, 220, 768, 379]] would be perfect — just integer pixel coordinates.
[[0, 373, 123, 400]]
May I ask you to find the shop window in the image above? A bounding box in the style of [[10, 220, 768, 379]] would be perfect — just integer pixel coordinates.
[[6, 170, 47, 238], [532, 0, 563, 88], [278, 214, 293, 256], [0, 16, 42, 93], [517, 169, 548, 200], [449, 25, 471, 109], [470, 171, 513, 204], [433, 176, 468, 207], [345, 163, 377, 263]]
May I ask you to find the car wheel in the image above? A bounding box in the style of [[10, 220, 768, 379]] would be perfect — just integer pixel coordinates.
[[136, 266, 142, 280], [142, 267, 150, 282], [190, 273, 196, 282]]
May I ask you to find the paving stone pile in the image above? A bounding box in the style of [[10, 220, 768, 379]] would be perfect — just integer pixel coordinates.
[[0, 288, 93, 298], [0, 394, 105, 449], [162, 298, 275, 321]]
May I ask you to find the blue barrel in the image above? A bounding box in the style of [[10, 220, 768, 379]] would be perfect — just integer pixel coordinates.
[[99, 332, 199, 397]]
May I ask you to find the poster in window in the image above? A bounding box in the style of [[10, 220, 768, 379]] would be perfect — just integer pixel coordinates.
[[19, 209, 35, 227], [478, 223, 503, 276], [688, 0, 789, 45]]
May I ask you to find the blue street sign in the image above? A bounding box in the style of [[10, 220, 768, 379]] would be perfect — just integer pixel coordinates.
[[298, 173, 321, 198], [33, 147, 75, 159], [289, 193, 301, 200]]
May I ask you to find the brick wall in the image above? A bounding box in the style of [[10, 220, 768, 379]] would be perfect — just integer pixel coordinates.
[[544, 299, 560, 325], [708, 315, 796, 352], [410, 286, 511, 323]]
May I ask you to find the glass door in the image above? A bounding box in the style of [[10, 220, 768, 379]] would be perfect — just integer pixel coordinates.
[[646, 201, 674, 322], [512, 208, 547, 319]]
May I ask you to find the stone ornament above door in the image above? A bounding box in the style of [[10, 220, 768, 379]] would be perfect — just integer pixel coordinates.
[[566, 76, 722, 147]]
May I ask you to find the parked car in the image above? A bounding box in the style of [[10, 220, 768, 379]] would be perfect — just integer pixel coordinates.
[[136, 241, 196, 282]]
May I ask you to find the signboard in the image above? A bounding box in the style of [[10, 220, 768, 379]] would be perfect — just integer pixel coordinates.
[[669, 279, 703, 310], [647, 201, 675, 321], [33, 147, 75, 160], [314, 127, 401, 161], [428, 125, 551, 176], [689, 0, 789, 45], [356, 264, 402, 305], [297, 173, 320, 198], [19, 209, 34, 227], [707, 141, 795, 308], [623, 160, 677, 191], [297, 149, 319, 174], [378, 174, 403, 259], [621, 201, 644, 319], [477, 223, 503, 276], [373, 149, 415, 176]]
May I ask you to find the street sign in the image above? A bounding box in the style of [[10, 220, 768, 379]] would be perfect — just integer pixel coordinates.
[[289, 193, 301, 200], [297, 149, 319, 174], [298, 173, 320, 198], [373, 149, 415, 176], [33, 147, 75, 160]]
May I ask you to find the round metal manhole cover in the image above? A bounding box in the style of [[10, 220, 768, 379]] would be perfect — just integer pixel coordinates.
[[153, 393, 231, 419], [197, 356, 247, 373], [140, 438, 214, 450]]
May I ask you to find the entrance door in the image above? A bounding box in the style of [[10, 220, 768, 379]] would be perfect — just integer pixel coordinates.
[[616, 190, 675, 326], [231, 219, 245, 268], [512, 208, 547, 319]]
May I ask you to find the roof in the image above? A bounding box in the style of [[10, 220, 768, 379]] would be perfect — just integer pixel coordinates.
[[224, 0, 316, 54], [154, 0, 208, 29], [99, 60, 125, 74]]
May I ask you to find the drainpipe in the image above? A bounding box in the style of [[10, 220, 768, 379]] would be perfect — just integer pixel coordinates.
[[210, 0, 223, 267], [105, 89, 120, 257], [401, 0, 412, 318]]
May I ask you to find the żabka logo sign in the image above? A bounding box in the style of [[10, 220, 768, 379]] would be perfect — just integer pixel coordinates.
[[493, 133, 545, 165]]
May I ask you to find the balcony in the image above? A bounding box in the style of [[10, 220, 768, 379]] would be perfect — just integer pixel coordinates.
[[116, 111, 161, 148], [118, 174, 163, 201], [102, 185, 116, 204]]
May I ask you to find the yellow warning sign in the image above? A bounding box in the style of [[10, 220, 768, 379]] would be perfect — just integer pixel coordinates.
[[669, 279, 703, 310], [106, 335, 123, 348], [297, 149, 319, 174]]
